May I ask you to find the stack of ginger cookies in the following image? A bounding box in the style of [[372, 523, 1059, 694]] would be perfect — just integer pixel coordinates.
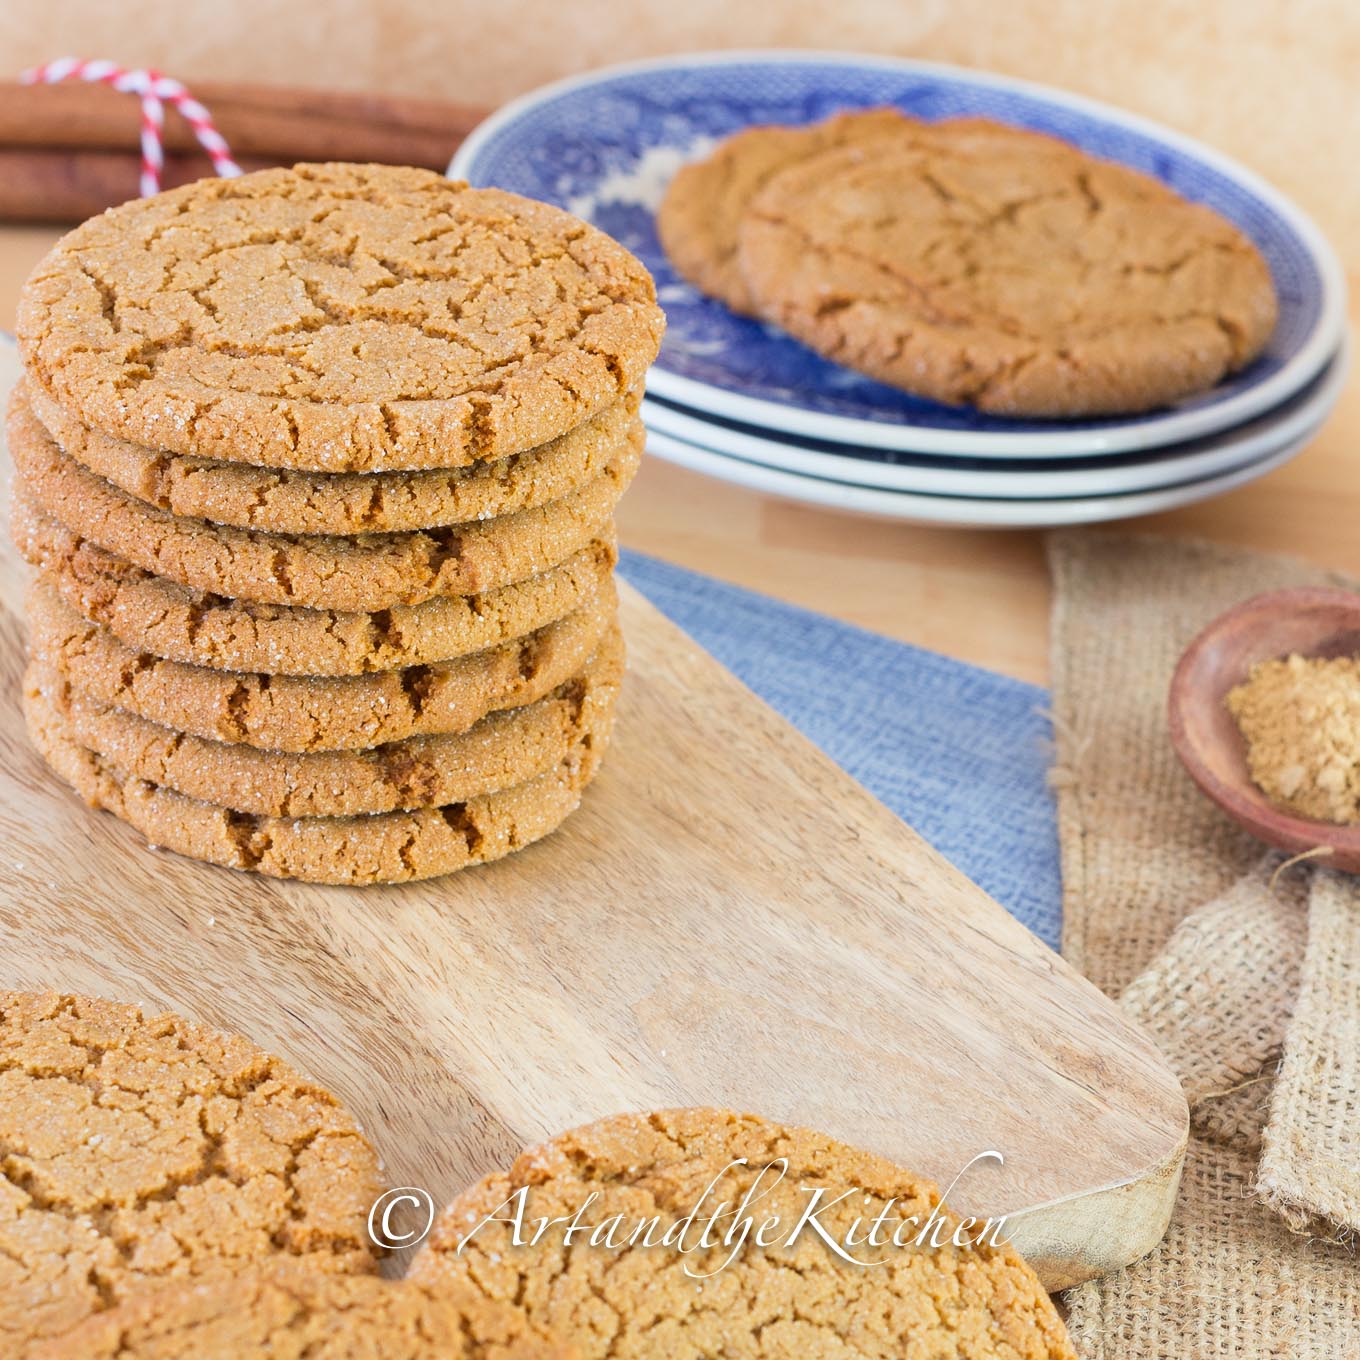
[[10, 162, 664, 885]]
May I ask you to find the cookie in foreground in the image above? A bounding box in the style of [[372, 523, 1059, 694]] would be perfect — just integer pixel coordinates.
[[410, 1106, 1076, 1359], [0, 990, 385, 1354], [27, 1265, 575, 1360]]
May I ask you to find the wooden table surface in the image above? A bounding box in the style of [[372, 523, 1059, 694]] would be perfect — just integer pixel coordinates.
[[3, 220, 1353, 686]]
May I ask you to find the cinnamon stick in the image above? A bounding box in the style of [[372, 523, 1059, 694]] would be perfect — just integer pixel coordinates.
[[0, 79, 483, 167], [0, 148, 278, 222]]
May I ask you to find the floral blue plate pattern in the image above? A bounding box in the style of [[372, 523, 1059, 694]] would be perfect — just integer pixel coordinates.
[[451, 52, 1346, 459]]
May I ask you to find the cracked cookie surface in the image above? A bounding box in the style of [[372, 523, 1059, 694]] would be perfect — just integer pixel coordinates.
[[735, 119, 1277, 416], [14, 493, 616, 675], [11, 389, 634, 611], [26, 377, 641, 536], [17, 162, 664, 472], [30, 1263, 575, 1359], [0, 990, 384, 1355], [657, 108, 914, 315], [25, 668, 615, 883], [27, 579, 615, 752], [411, 1107, 1076, 1360], [29, 624, 622, 817]]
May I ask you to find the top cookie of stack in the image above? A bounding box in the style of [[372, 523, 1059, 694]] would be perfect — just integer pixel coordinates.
[[658, 110, 1278, 417], [12, 162, 664, 885]]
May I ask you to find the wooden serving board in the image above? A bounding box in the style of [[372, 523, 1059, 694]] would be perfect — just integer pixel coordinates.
[[0, 352, 1185, 1290]]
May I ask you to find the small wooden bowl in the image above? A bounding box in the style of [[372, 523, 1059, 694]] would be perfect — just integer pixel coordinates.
[[1169, 586, 1360, 872]]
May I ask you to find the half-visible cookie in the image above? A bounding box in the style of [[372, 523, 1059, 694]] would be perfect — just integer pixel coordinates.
[[18, 163, 665, 472], [10, 389, 635, 610], [26, 375, 642, 535], [28, 1265, 575, 1360], [0, 990, 385, 1354], [736, 120, 1277, 416], [25, 668, 614, 883], [14, 493, 617, 675], [28, 579, 615, 752], [29, 624, 622, 817], [657, 108, 913, 314], [410, 1107, 1077, 1359]]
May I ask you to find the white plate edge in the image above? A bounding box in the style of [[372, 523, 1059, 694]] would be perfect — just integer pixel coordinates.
[[641, 342, 1348, 498], [643, 424, 1315, 527]]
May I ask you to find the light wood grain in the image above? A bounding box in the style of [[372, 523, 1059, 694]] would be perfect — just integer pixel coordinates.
[[0, 345, 1184, 1288]]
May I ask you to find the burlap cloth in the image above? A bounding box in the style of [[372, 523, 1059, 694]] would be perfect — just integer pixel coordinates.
[[1048, 532, 1360, 1357]]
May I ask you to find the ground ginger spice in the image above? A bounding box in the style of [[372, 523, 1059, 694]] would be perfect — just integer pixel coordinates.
[[1227, 653, 1360, 823]]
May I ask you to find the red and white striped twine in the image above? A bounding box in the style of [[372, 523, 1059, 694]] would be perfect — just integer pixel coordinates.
[[19, 58, 242, 196]]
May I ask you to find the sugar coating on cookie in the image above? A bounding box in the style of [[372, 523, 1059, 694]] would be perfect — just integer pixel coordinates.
[[29, 624, 623, 817], [735, 119, 1277, 417], [17, 162, 665, 472], [14, 493, 617, 676], [27, 579, 615, 752], [27, 1265, 574, 1360], [0, 991, 385, 1354], [410, 1107, 1076, 1359], [25, 375, 643, 536], [9, 388, 635, 611], [657, 108, 914, 315]]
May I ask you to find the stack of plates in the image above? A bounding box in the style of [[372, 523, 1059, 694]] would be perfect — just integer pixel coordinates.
[[453, 53, 1348, 527]]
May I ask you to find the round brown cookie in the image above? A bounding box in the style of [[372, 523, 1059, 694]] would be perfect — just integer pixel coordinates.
[[29, 1265, 575, 1360], [736, 121, 1278, 417], [10, 391, 635, 611], [0, 989, 385, 1355], [657, 108, 915, 315], [24, 674, 613, 883], [29, 624, 622, 817], [17, 162, 665, 472], [26, 375, 642, 535], [13, 493, 617, 675], [27, 579, 615, 752], [411, 1107, 1076, 1360]]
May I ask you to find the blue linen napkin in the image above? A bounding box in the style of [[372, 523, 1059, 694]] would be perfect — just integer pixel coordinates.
[[620, 550, 1062, 950]]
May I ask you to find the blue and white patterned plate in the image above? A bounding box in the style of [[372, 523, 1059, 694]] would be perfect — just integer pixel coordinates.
[[452, 52, 1347, 459]]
